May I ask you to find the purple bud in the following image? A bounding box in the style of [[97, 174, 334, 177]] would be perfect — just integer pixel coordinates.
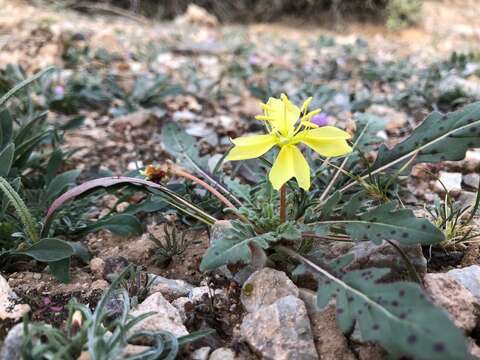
[[311, 113, 329, 127], [54, 85, 65, 96]]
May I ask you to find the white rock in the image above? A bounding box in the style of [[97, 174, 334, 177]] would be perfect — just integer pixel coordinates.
[[435, 172, 462, 192], [463, 173, 480, 189], [240, 295, 318, 360], [128, 292, 188, 341], [208, 347, 235, 360], [148, 274, 194, 301], [0, 275, 30, 321], [191, 346, 211, 360], [447, 265, 480, 300], [240, 268, 299, 313]]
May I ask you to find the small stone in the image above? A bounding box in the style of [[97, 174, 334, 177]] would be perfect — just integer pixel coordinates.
[[447, 265, 480, 300], [299, 289, 355, 360], [209, 347, 235, 360], [188, 286, 225, 304], [32, 273, 41, 280], [463, 173, 480, 189], [113, 109, 152, 128], [128, 292, 188, 343], [366, 104, 408, 131], [148, 274, 194, 301], [241, 268, 299, 313], [89, 257, 105, 278], [435, 172, 462, 192], [191, 346, 211, 360], [424, 273, 478, 332], [90, 279, 109, 292], [240, 295, 318, 360], [0, 323, 24, 360]]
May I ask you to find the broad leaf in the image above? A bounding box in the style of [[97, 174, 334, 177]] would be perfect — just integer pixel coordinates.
[[200, 221, 278, 271], [373, 101, 480, 171], [15, 238, 74, 262], [79, 214, 143, 236], [0, 110, 13, 150], [48, 258, 71, 283], [161, 122, 208, 173], [312, 202, 444, 246], [46, 169, 81, 202], [315, 265, 468, 360]]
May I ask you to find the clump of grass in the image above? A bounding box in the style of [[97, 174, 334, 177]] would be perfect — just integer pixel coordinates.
[[386, 0, 423, 30], [149, 223, 188, 267], [426, 178, 480, 250]]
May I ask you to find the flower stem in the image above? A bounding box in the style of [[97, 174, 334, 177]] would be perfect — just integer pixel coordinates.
[[173, 168, 237, 210], [280, 185, 287, 223]]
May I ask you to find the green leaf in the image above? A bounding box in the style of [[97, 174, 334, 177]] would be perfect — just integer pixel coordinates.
[[224, 178, 253, 205], [320, 191, 342, 219], [15, 238, 74, 262], [46, 169, 81, 202], [373, 101, 480, 171], [48, 258, 71, 283], [276, 221, 302, 240], [0, 66, 54, 107], [161, 123, 208, 174], [66, 241, 90, 263], [200, 221, 278, 271], [341, 202, 444, 245], [315, 265, 468, 360], [0, 110, 13, 150], [80, 214, 143, 236], [0, 143, 14, 177]]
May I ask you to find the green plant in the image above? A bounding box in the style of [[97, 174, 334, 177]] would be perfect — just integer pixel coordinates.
[[386, 0, 423, 30], [150, 223, 188, 267], [426, 176, 480, 249], [0, 68, 146, 282], [50, 94, 480, 359], [21, 265, 213, 360]]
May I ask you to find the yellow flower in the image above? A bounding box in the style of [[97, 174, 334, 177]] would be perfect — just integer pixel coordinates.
[[226, 94, 352, 190]]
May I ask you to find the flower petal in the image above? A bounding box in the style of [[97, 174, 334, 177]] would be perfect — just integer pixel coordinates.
[[263, 95, 300, 136], [269, 145, 310, 190], [226, 134, 277, 161], [297, 126, 352, 157]]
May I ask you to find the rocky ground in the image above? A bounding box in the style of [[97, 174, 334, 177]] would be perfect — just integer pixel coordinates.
[[1, 0, 480, 359]]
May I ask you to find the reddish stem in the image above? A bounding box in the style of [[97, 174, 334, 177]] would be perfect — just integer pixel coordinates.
[[173, 168, 237, 211]]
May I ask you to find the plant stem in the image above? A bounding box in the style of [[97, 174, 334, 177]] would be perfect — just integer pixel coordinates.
[[173, 168, 237, 211], [280, 185, 287, 223], [385, 239, 423, 286]]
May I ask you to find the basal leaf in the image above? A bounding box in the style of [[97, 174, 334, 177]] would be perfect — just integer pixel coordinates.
[[317, 266, 468, 360], [15, 238, 74, 262], [0, 110, 13, 150], [0, 143, 14, 177], [79, 214, 143, 236], [161, 122, 208, 173], [200, 221, 278, 271], [48, 258, 71, 283], [311, 202, 444, 246], [373, 101, 480, 171], [46, 169, 81, 202]]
